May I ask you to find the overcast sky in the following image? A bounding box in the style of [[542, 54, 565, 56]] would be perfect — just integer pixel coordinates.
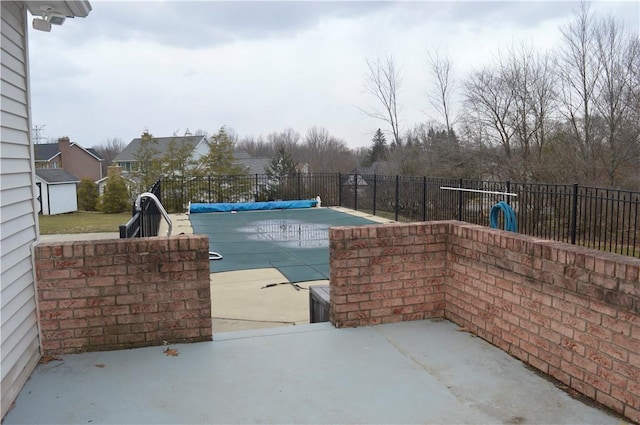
[[28, 0, 639, 150]]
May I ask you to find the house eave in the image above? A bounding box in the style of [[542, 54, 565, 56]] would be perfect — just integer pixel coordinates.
[[26, 1, 91, 18]]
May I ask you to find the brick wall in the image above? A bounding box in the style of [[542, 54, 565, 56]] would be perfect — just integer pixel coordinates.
[[329, 222, 448, 327], [329, 220, 640, 423], [35, 235, 212, 355]]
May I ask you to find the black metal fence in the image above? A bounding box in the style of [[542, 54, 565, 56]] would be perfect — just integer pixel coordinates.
[[157, 173, 639, 258], [160, 173, 341, 213], [119, 180, 163, 238]]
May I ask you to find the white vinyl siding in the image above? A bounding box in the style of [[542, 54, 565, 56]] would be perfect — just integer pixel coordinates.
[[0, 1, 41, 419], [191, 137, 210, 163]]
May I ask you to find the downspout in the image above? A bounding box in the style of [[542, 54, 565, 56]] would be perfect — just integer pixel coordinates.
[[23, 1, 44, 355]]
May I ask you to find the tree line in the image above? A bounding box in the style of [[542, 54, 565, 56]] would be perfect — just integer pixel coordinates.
[[91, 4, 639, 192], [361, 4, 639, 189]]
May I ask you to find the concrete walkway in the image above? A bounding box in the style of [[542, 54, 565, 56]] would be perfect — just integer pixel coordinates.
[[38, 232, 119, 242], [3, 320, 623, 424]]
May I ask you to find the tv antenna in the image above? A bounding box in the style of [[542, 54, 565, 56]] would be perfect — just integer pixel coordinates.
[[33, 124, 46, 144]]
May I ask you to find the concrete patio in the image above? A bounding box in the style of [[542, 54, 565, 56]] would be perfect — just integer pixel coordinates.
[[3, 319, 624, 424], [26, 209, 636, 424]]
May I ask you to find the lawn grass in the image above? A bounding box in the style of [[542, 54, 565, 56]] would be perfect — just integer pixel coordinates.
[[38, 211, 132, 234]]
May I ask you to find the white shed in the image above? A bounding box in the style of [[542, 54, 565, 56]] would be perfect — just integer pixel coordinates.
[[0, 1, 91, 418], [35, 169, 80, 215]]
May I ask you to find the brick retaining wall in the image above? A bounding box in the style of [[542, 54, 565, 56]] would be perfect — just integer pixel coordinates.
[[329, 221, 640, 423], [35, 235, 212, 355], [329, 223, 448, 327]]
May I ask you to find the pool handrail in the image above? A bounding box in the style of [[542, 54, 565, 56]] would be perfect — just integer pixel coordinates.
[[135, 192, 172, 237]]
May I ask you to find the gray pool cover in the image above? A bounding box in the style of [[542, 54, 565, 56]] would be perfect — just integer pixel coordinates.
[[190, 208, 376, 282]]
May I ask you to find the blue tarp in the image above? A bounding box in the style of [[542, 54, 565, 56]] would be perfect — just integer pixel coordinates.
[[189, 200, 318, 213]]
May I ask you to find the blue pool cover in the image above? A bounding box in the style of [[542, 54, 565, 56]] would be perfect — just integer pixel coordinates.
[[190, 200, 317, 213], [190, 207, 375, 282]]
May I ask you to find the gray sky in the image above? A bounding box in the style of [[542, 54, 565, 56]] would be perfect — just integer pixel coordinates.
[[28, 0, 639, 149]]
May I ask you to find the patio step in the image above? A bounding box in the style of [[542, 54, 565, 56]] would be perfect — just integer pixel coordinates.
[[213, 322, 335, 342]]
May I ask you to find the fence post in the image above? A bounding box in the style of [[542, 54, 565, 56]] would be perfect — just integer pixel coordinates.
[[571, 183, 578, 245], [338, 173, 342, 207], [373, 174, 377, 216], [458, 178, 463, 221], [506, 180, 511, 205], [395, 175, 400, 222], [253, 174, 257, 201], [422, 176, 427, 221], [180, 177, 184, 212], [354, 173, 358, 211], [157, 179, 162, 203]]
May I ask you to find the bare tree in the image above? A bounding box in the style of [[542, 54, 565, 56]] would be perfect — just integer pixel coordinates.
[[265, 128, 302, 165], [301, 127, 356, 173], [93, 137, 126, 177], [426, 50, 456, 133], [463, 64, 516, 178], [236, 135, 272, 157], [555, 2, 600, 182], [266, 128, 300, 152], [591, 15, 640, 186], [503, 44, 559, 181], [462, 43, 562, 182], [362, 55, 403, 147]]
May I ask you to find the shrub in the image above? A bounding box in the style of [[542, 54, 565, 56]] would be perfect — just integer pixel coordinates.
[[77, 178, 99, 211], [99, 174, 130, 213]]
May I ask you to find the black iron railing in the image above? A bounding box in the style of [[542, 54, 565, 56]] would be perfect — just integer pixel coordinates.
[[160, 173, 341, 214], [157, 174, 639, 258], [119, 180, 163, 238]]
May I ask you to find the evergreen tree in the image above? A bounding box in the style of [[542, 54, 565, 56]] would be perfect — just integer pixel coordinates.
[[263, 142, 298, 200], [365, 129, 388, 166], [77, 178, 99, 211], [197, 127, 246, 177], [196, 126, 249, 202], [265, 142, 298, 179], [162, 133, 197, 178], [132, 130, 162, 192], [99, 173, 130, 213]]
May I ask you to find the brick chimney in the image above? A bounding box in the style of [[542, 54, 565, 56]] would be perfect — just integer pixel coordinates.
[[58, 137, 70, 168]]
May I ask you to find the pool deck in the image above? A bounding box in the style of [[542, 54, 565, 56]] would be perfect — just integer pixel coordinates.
[[20, 209, 627, 424], [4, 319, 624, 424]]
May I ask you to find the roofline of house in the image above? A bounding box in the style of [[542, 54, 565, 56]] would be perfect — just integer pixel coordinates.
[[35, 177, 81, 185], [35, 152, 61, 162], [70, 142, 103, 162]]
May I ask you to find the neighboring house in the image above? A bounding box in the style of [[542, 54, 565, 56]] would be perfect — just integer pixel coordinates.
[[0, 0, 91, 419], [114, 135, 209, 172], [297, 162, 311, 175], [233, 150, 270, 175], [34, 136, 103, 182], [35, 169, 80, 215], [343, 173, 368, 199], [230, 150, 271, 201]]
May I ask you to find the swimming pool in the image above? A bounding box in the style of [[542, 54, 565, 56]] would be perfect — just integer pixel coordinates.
[[189, 208, 376, 282]]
